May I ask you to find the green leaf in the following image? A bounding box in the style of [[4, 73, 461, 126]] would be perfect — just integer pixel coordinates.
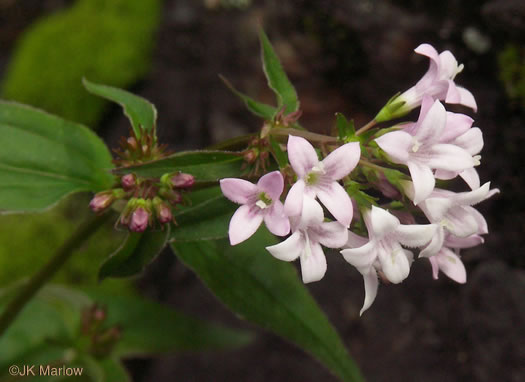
[[269, 136, 289, 168], [0, 101, 114, 213], [83, 78, 157, 139], [345, 180, 378, 209], [219, 75, 277, 119], [336, 113, 356, 143], [171, 187, 236, 242], [259, 29, 300, 114], [113, 150, 244, 182], [94, 358, 131, 382], [84, 290, 254, 358], [171, 228, 364, 382], [98, 227, 170, 281]]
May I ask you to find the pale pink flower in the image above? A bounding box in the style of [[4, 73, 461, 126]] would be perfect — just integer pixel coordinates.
[[398, 43, 477, 113], [375, 97, 475, 204], [220, 171, 290, 245], [284, 135, 360, 227], [266, 196, 348, 283], [429, 247, 467, 283], [402, 182, 500, 257], [341, 206, 437, 315]]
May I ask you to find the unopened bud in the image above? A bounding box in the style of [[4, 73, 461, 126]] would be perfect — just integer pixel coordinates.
[[89, 191, 114, 213], [171, 173, 195, 188], [243, 149, 257, 163], [121, 174, 136, 190], [129, 206, 149, 232], [127, 137, 138, 150], [158, 203, 172, 224]]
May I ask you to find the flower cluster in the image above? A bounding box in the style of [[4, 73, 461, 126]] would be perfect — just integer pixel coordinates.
[[220, 43, 498, 315]]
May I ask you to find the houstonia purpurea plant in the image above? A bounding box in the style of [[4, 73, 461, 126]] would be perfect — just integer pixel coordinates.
[[0, 29, 498, 381]]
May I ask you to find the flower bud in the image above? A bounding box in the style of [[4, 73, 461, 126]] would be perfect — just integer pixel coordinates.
[[171, 173, 195, 188], [121, 174, 136, 190], [243, 149, 257, 164], [127, 137, 138, 150], [153, 197, 172, 224], [89, 191, 114, 212], [129, 206, 149, 232]]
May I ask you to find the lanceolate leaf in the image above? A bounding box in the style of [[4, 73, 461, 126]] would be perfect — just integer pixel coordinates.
[[219, 75, 277, 120], [98, 227, 170, 281], [171, 228, 364, 382], [259, 29, 299, 114], [0, 101, 114, 213], [113, 151, 244, 183], [83, 78, 157, 139]]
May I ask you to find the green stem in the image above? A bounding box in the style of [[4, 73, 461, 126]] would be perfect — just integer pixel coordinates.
[[0, 213, 111, 337], [355, 119, 377, 136], [359, 158, 387, 172], [270, 127, 338, 144]]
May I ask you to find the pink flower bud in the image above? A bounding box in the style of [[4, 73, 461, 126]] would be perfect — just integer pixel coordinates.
[[171, 173, 195, 188], [157, 203, 172, 224], [129, 207, 149, 232], [127, 137, 138, 150], [89, 192, 114, 212], [121, 174, 136, 190]]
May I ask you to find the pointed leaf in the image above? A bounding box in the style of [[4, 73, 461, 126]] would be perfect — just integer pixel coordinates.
[[171, 228, 364, 382], [259, 29, 299, 114], [83, 78, 157, 139], [336, 113, 356, 143], [269, 136, 289, 168], [113, 150, 244, 182], [0, 101, 114, 213], [98, 227, 170, 280], [219, 75, 277, 119]]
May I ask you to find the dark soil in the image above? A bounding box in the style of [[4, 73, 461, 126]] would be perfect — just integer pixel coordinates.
[[1, 0, 524, 381]]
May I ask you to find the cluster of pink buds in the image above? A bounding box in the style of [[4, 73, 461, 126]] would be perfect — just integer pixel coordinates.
[[80, 304, 122, 358], [89, 171, 195, 232], [220, 43, 498, 315]]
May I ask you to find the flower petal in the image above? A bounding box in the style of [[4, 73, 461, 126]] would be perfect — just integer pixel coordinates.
[[421, 197, 454, 222], [439, 50, 460, 79], [264, 201, 290, 237], [341, 241, 376, 273], [419, 225, 444, 258], [444, 233, 484, 248], [266, 231, 304, 261], [375, 131, 413, 164], [229, 205, 264, 245], [360, 270, 379, 316], [436, 248, 467, 283], [441, 112, 474, 142], [445, 206, 480, 237], [426, 144, 474, 171], [414, 99, 447, 143], [414, 43, 440, 88], [317, 182, 353, 227], [367, 206, 400, 239], [395, 223, 438, 248], [322, 142, 361, 180], [456, 86, 477, 111], [316, 221, 348, 248], [300, 242, 327, 283], [445, 79, 462, 104], [300, 195, 324, 227], [287, 135, 319, 177], [377, 243, 411, 284], [453, 127, 483, 155], [257, 171, 284, 200], [284, 179, 305, 217], [459, 168, 480, 190], [429, 256, 440, 280], [407, 161, 435, 204], [220, 178, 257, 204], [454, 182, 491, 206]]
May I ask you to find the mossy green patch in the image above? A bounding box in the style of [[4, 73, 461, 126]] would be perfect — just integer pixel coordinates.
[[1, 0, 161, 127]]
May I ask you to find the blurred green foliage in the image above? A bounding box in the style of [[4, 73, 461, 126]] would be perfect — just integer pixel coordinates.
[[498, 43, 525, 109], [0, 194, 128, 291], [1, 0, 161, 127]]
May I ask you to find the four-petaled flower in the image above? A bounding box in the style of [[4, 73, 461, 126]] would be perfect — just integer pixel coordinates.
[[266, 196, 348, 283], [220, 171, 290, 245], [341, 206, 437, 315], [375, 97, 475, 204], [284, 135, 360, 227]]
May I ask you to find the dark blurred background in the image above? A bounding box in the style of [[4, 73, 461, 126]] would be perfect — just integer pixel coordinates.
[[1, 0, 524, 381]]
